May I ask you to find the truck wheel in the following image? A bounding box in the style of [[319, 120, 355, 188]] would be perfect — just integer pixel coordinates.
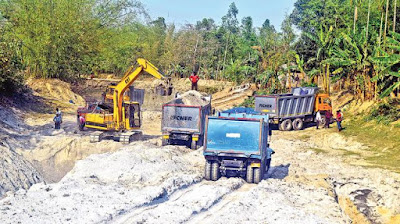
[[292, 118, 304, 130], [278, 122, 283, 131], [253, 168, 263, 184], [204, 160, 212, 180], [191, 140, 197, 150], [281, 119, 292, 131], [211, 161, 220, 181], [246, 165, 253, 183]]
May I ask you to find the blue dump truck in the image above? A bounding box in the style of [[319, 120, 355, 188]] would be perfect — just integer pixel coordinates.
[[203, 113, 274, 184]]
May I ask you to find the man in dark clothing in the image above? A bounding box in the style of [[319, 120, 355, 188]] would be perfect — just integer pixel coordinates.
[[189, 72, 200, 91], [54, 114, 62, 129], [325, 111, 332, 128]]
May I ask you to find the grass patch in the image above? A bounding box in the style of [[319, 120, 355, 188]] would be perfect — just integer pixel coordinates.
[[341, 116, 400, 173], [309, 148, 327, 154], [298, 134, 312, 141], [337, 148, 361, 157]]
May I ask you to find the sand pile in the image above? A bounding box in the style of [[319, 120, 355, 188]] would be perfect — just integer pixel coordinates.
[[27, 79, 86, 111], [169, 90, 210, 106], [0, 143, 43, 197]]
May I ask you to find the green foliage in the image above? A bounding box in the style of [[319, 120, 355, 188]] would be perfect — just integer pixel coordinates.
[[0, 20, 24, 94], [1, 0, 400, 105], [239, 96, 255, 108], [301, 81, 318, 87]]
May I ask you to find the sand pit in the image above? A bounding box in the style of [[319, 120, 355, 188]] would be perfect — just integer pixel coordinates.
[[0, 144, 42, 197]]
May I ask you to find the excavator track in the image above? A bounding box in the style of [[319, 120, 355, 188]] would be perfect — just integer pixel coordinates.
[[119, 131, 143, 144], [90, 131, 104, 143]]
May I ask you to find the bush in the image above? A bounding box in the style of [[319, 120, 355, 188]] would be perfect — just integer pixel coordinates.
[[365, 98, 400, 124]]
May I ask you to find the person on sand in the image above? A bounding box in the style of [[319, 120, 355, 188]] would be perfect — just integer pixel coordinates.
[[53, 114, 62, 130], [336, 110, 343, 131], [189, 72, 200, 91], [325, 110, 332, 128], [315, 110, 322, 130], [56, 108, 62, 121], [79, 114, 86, 131]]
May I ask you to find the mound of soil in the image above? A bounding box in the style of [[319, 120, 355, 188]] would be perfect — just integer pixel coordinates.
[[168, 90, 210, 106], [27, 79, 85, 112]]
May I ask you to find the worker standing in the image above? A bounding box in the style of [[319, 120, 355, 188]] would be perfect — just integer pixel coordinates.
[[53, 114, 62, 130], [56, 108, 62, 122], [189, 72, 200, 91], [336, 110, 343, 131], [315, 110, 322, 130], [325, 111, 332, 128], [79, 114, 86, 131]]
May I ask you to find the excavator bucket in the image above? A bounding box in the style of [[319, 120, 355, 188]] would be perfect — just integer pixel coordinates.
[[155, 77, 173, 96]]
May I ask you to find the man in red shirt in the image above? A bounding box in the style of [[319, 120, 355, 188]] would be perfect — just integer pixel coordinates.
[[336, 110, 343, 131], [189, 72, 200, 91]]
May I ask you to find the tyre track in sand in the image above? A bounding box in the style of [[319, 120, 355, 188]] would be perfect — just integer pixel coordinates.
[[112, 178, 245, 224]]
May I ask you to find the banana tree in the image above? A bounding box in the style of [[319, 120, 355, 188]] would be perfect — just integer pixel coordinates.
[[371, 31, 400, 98], [304, 25, 335, 93], [323, 30, 374, 100]]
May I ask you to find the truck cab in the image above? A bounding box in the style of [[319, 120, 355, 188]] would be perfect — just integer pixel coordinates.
[[203, 113, 274, 184], [315, 93, 332, 113]]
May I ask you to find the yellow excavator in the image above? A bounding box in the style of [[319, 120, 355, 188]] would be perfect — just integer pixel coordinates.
[[78, 58, 172, 143]]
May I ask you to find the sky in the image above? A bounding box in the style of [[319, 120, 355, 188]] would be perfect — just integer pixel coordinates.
[[140, 0, 297, 31]]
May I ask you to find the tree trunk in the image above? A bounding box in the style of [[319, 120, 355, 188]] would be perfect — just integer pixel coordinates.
[[366, 0, 371, 38], [379, 12, 384, 46], [353, 5, 358, 34], [394, 0, 397, 32], [222, 33, 230, 76], [384, 0, 390, 42], [326, 64, 330, 94]]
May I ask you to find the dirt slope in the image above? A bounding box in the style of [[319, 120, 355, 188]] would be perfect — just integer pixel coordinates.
[[212, 84, 254, 111]]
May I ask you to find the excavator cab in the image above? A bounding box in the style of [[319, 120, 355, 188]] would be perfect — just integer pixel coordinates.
[[123, 102, 141, 129]]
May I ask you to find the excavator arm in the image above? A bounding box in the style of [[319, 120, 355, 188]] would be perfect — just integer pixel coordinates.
[[113, 58, 167, 128]]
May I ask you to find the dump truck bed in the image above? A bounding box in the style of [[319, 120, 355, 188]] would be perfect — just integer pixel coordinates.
[[255, 87, 318, 119], [161, 104, 211, 134]]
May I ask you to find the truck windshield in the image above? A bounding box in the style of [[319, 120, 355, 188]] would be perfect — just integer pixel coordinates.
[[323, 98, 331, 106], [206, 119, 260, 154]]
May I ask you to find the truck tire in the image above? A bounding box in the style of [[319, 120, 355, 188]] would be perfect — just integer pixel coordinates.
[[204, 160, 212, 180], [191, 139, 197, 150], [253, 167, 262, 184], [211, 161, 220, 181], [281, 119, 292, 131], [246, 165, 253, 183], [292, 118, 304, 130]]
